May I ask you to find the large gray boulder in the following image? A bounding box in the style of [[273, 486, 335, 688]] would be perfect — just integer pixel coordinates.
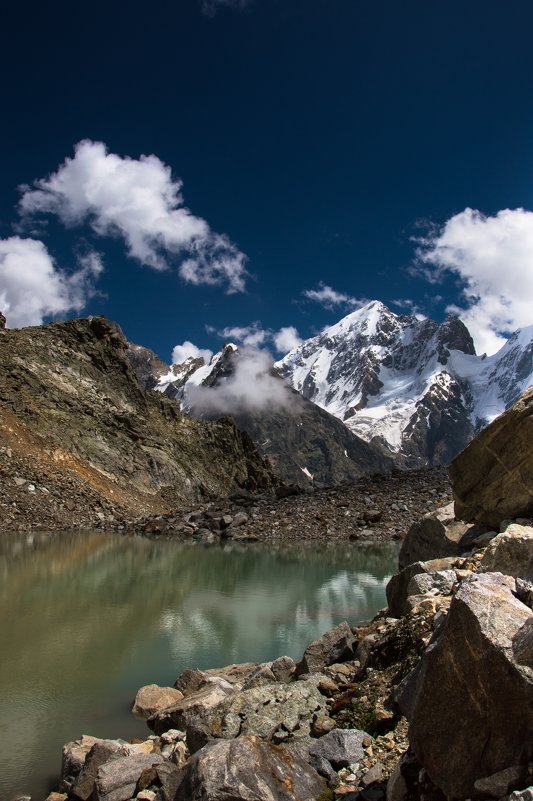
[[296, 621, 355, 675], [175, 735, 326, 801], [398, 504, 469, 570], [480, 524, 533, 581], [450, 386, 533, 526], [94, 752, 164, 801], [386, 557, 459, 617], [402, 572, 533, 799], [308, 728, 370, 769], [148, 680, 234, 735], [71, 741, 131, 800], [196, 677, 327, 748]]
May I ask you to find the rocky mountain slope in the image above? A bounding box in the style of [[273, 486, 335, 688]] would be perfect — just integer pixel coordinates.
[[0, 315, 277, 528], [136, 343, 394, 486], [276, 301, 533, 467]]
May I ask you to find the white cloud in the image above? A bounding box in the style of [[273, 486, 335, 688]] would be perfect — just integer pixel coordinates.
[[187, 347, 295, 414], [215, 322, 269, 348], [303, 282, 367, 310], [171, 340, 213, 365], [417, 207, 533, 354], [210, 321, 302, 353], [19, 140, 248, 293], [273, 325, 302, 352], [0, 237, 102, 328]]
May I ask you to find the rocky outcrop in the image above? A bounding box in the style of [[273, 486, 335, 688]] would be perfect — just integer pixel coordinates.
[[398, 503, 471, 569], [386, 557, 460, 618], [174, 735, 326, 801], [132, 685, 184, 718], [480, 523, 533, 580], [401, 573, 533, 799], [296, 621, 355, 675], [450, 386, 533, 525], [0, 316, 277, 526]]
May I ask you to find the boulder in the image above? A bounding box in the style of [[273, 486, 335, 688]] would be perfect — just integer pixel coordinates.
[[296, 621, 355, 675], [398, 504, 469, 569], [402, 572, 533, 798], [450, 386, 533, 526], [474, 765, 532, 797], [309, 728, 370, 769], [62, 735, 99, 781], [386, 557, 459, 618], [480, 524, 533, 581], [201, 677, 327, 747], [174, 662, 261, 695], [148, 681, 235, 736], [72, 741, 131, 800], [94, 753, 164, 801], [175, 735, 326, 801], [405, 569, 456, 598], [132, 684, 184, 718]]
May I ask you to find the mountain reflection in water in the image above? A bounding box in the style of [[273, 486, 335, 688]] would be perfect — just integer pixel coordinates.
[[0, 530, 398, 801]]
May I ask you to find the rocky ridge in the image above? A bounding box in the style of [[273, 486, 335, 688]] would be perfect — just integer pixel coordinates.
[[39, 388, 533, 801], [0, 316, 277, 527]]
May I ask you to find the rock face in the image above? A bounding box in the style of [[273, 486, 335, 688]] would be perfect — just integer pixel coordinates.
[[175, 735, 326, 801], [0, 316, 277, 525], [450, 386, 533, 526], [403, 573, 533, 799]]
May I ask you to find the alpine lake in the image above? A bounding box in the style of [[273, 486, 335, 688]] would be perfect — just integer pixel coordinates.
[[0, 530, 399, 800]]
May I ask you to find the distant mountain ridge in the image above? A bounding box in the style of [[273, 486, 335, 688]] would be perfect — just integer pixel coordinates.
[[141, 301, 533, 474], [276, 301, 533, 467]]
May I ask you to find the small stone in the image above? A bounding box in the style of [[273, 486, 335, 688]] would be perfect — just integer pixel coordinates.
[[311, 714, 337, 736], [136, 792, 157, 801]]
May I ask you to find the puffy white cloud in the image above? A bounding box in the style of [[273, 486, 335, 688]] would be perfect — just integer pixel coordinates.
[[187, 347, 295, 415], [19, 140, 248, 293], [273, 325, 302, 352], [0, 237, 102, 328], [210, 321, 302, 353], [303, 282, 367, 310], [214, 322, 269, 348], [417, 207, 533, 354], [171, 340, 213, 365]]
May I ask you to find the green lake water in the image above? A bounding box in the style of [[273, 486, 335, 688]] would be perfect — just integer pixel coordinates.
[[0, 530, 399, 800]]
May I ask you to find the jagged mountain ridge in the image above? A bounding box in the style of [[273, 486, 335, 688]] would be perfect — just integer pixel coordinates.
[[276, 301, 533, 467], [140, 344, 394, 486]]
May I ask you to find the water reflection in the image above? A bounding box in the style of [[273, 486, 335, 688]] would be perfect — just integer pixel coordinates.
[[0, 530, 398, 800]]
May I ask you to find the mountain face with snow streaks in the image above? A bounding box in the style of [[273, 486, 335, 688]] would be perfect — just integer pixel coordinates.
[[275, 302, 533, 468]]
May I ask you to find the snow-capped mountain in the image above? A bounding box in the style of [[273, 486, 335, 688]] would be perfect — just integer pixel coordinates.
[[275, 301, 533, 467], [142, 343, 394, 486]]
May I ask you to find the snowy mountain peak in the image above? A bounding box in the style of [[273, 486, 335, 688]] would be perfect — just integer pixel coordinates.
[[276, 302, 532, 467]]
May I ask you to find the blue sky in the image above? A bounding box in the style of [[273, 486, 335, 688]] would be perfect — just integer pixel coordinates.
[[1, 0, 533, 360]]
